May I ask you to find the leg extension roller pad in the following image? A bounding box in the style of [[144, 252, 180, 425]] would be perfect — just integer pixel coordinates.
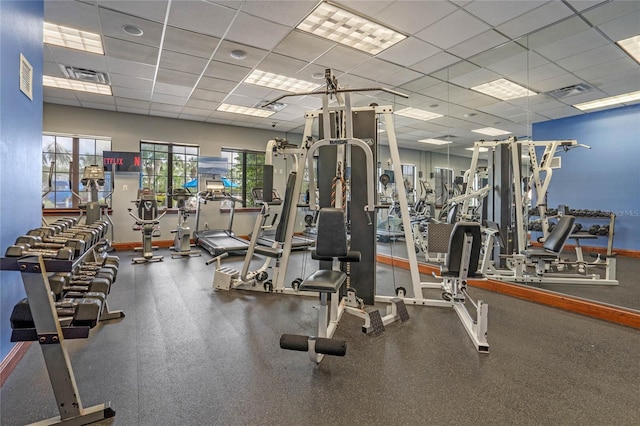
[[280, 334, 346, 357]]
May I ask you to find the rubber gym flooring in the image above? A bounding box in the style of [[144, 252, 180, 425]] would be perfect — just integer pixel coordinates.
[[1, 246, 639, 425]]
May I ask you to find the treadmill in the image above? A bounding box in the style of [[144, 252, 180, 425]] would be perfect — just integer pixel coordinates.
[[193, 180, 250, 257], [251, 188, 315, 250]]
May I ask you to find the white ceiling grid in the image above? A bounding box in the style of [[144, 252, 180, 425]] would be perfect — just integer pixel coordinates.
[[41, 0, 640, 157]]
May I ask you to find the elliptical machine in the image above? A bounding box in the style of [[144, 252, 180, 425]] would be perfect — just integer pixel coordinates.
[[128, 188, 166, 263], [169, 187, 201, 258]]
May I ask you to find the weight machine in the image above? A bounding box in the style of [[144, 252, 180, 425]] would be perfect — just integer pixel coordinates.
[[128, 188, 167, 263]]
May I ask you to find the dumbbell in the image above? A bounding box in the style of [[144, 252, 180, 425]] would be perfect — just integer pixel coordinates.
[[51, 272, 111, 297], [10, 295, 104, 329], [548, 222, 556, 232], [574, 223, 583, 231], [588, 225, 600, 235], [5, 244, 73, 260], [15, 235, 86, 258], [28, 227, 96, 247], [598, 225, 610, 236]]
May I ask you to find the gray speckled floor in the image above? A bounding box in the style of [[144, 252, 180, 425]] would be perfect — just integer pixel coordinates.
[[1, 248, 639, 425]]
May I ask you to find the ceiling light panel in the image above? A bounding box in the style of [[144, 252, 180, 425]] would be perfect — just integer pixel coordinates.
[[44, 22, 104, 55], [471, 78, 536, 100], [217, 103, 275, 117], [395, 107, 443, 121], [245, 70, 320, 92], [616, 34, 640, 63], [297, 3, 406, 55], [573, 90, 640, 111], [418, 138, 452, 145], [472, 127, 511, 136], [466, 147, 490, 152], [43, 75, 112, 95]]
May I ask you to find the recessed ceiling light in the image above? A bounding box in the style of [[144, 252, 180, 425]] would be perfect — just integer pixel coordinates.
[[44, 22, 104, 55], [122, 24, 143, 37], [311, 72, 325, 80], [230, 49, 247, 60], [395, 107, 443, 121], [245, 70, 320, 92], [418, 138, 451, 145], [466, 147, 490, 152], [217, 103, 274, 117], [429, 104, 439, 108], [472, 127, 511, 136], [297, 2, 406, 55], [43, 75, 112, 95], [471, 78, 536, 100], [573, 90, 640, 111], [464, 113, 477, 118], [616, 34, 640, 63]]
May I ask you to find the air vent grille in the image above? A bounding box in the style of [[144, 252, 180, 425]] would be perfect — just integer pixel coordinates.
[[548, 83, 593, 98], [59, 65, 110, 85], [254, 101, 287, 112]]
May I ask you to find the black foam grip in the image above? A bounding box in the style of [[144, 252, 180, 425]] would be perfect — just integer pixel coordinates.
[[280, 334, 309, 351], [263, 165, 274, 203], [280, 334, 347, 356]]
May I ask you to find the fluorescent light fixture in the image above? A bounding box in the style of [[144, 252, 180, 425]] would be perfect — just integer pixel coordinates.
[[297, 2, 406, 55], [217, 103, 274, 117], [395, 107, 443, 121], [472, 127, 511, 136], [466, 147, 489, 152], [471, 78, 536, 100], [43, 75, 112, 95], [573, 90, 640, 111], [617, 35, 640, 63], [44, 22, 104, 55], [245, 70, 320, 93], [418, 138, 451, 145]]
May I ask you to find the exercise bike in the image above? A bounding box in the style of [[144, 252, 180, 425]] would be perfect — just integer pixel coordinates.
[[169, 187, 201, 258], [128, 188, 166, 264]]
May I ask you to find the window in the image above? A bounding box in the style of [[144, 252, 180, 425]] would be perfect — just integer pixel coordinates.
[[42, 134, 112, 209], [140, 141, 199, 208], [221, 148, 265, 207]]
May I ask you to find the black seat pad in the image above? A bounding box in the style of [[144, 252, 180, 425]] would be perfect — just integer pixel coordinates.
[[299, 270, 346, 293]]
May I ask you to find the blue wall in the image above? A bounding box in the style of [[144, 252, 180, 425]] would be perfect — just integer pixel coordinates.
[[0, 0, 44, 360], [532, 104, 640, 251]]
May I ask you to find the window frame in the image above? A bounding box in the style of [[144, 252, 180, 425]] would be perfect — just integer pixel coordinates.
[[220, 148, 266, 208]]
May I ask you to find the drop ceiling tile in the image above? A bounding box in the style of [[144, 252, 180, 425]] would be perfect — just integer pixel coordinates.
[[179, 114, 208, 122], [273, 30, 335, 63], [582, 0, 640, 26], [530, 74, 584, 93], [163, 27, 220, 59], [80, 102, 117, 111], [469, 40, 527, 68], [185, 99, 222, 110], [496, 2, 574, 39], [555, 44, 628, 72], [97, 0, 169, 23], [75, 92, 115, 104], [464, 0, 547, 26], [350, 58, 405, 82], [45, 45, 109, 72], [315, 45, 372, 74], [197, 76, 238, 93], [414, 10, 490, 50], [112, 86, 151, 101], [539, 105, 583, 120], [115, 98, 150, 109], [399, 76, 442, 93], [336, 1, 394, 18], [156, 68, 199, 87], [240, 1, 316, 27], [167, 1, 236, 38], [43, 61, 65, 78], [448, 30, 510, 59], [534, 29, 609, 62], [410, 52, 460, 75], [379, 68, 423, 87], [592, 70, 640, 95], [116, 106, 149, 115], [257, 53, 313, 77], [43, 87, 80, 100], [98, 7, 163, 48], [154, 82, 192, 98], [373, 0, 457, 35], [103, 36, 159, 65], [483, 50, 547, 76], [150, 92, 188, 105], [107, 57, 156, 79], [598, 11, 640, 42], [204, 60, 252, 81], [225, 12, 290, 51], [45, 0, 101, 30], [448, 67, 501, 88], [526, 63, 567, 85], [181, 107, 212, 117], [231, 83, 274, 100], [110, 74, 153, 91], [573, 57, 638, 81], [191, 88, 228, 103], [564, 0, 609, 12], [376, 37, 441, 67], [43, 96, 80, 107], [149, 103, 183, 113], [159, 51, 209, 75], [213, 41, 269, 68], [149, 110, 180, 119]]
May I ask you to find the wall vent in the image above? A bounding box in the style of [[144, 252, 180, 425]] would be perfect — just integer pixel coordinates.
[[547, 83, 593, 98], [59, 65, 110, 85], [19, 53, 33, 100]]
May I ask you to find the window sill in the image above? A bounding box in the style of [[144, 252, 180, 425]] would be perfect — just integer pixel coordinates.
[[220, 207, 261, 213]]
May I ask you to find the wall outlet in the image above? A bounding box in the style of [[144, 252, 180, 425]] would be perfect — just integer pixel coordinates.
[[123, 185, 128, 191]]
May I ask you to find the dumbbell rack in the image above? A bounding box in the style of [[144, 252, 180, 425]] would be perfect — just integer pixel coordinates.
[[0, 247, 116, 425]]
